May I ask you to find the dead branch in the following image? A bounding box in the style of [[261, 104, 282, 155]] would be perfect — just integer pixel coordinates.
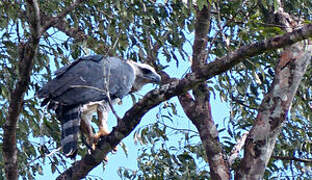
[[228, 132, 249, 166]]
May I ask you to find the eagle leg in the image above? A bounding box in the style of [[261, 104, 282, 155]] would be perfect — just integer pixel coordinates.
[[80, 113, 109, 162], [80, 118, 97, 149], [94, 105, 117, 153], [94, 108, 110, 135]]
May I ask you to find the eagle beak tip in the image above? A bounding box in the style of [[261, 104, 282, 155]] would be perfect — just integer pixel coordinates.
[[154, 75, 161, 84]]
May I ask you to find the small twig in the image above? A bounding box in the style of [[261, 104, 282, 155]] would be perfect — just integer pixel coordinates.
[[112, 36, 120, 48], [46, 147, 61, 157], [106, 96, 121, 121], [48, 156, 62, 174], [70, 85, 106, 93], [228, 132, 249, 166], [16, 20, 21, 43], [27, 147, 61, 166], [230, 95, 258, 110], [157, 121, 199, 134], [271, 155, 312, 163], [102, 60, 122, 122]]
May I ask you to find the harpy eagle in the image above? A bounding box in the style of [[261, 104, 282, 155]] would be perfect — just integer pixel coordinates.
[[37, 55, 161, 157]]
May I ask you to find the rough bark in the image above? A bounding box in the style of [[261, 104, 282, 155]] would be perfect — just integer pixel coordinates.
[[2, 1, 82, 179], [56, 6, 312, 180], [235, 5, 312, 179], [236, 40, 312, 180], [179, 4, 231, 180], [179, 90, 230, 180], [3, 1, 40, 179]]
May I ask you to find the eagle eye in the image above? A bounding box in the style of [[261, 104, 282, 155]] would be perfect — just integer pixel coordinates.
[[141, 68, 151, 74]]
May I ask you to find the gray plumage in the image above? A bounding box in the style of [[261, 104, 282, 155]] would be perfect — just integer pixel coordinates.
[[37, 55, 161, 157]]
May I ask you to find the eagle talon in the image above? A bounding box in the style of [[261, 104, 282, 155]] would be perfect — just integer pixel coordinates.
[[112, 146, 118, 154], [104, 156, 109, 162], [81, 133, 94, 151]]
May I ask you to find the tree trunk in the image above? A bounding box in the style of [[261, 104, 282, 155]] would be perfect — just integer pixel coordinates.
[[236, 6, 312, 178]]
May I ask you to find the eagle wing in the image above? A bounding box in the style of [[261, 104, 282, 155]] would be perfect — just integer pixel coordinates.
[[37, 55, 135, 106]]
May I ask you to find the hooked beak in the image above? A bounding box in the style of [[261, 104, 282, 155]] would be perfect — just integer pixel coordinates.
[[144, 73, 161, 84], [152, 74, 161, 84]]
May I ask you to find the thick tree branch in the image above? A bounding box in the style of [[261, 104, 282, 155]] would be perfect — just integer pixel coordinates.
[[57, 23, 312, 179], [198, 23, 312, 80], [235, 6, 312, 179], [3, 1, 41, 179], [2, 1, 83, 179], [41, 14, 88, 42], [236, 41, 312, 179], [180, 3, 230, 180], [40, 14, 110, 54], [191, 5, 210, 71], [28, 0, 40, 40], [179, 88, 231, 180]]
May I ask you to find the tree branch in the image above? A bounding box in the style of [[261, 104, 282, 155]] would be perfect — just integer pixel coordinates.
[[180, 3, 231, 180], [40, 13, 88, 42], [228, 132, 249, 166], [56, 23, 312, 179], [271, 155, 312, 163], [40, 0, 83, 36], [179, 89, 231, 180], [41, 14, 110, 54], [236, 42, 312, 179], [197, 23, 312, 80], [3, 1, 41, 179], [3, 1, 84, 179], [236, 6, 312, 179], [28, 0, 40, 40]]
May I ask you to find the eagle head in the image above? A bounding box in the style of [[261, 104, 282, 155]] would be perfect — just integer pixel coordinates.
[[128, 61, 161, 92]]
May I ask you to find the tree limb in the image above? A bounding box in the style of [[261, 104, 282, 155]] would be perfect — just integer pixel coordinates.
[[40, 14, 87, 42], [28, 0, 40, 40], [3, 1, 41, 179], [236, 42, 312, 179], [271, 155, 312, 163], [2, 1, 84, 179], [236, 6, 312, 179], [180, 3, 231, 180], [56, 22, 312, 179], [40, 0, 84, 36], [197, 23, 312, 81], [228, 132, 249, 166], [41, 14, 110, 54]]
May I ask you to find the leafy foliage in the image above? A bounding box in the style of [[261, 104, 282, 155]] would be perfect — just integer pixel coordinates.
[[0, 0, 312, 179], [120, 120, 209, 180]]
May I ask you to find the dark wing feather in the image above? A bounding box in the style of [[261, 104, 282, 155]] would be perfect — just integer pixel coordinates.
[[37, 56, 135, 106]]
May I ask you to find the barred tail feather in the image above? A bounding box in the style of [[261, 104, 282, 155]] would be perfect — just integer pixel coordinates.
[[56, 105, 81, 158]]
